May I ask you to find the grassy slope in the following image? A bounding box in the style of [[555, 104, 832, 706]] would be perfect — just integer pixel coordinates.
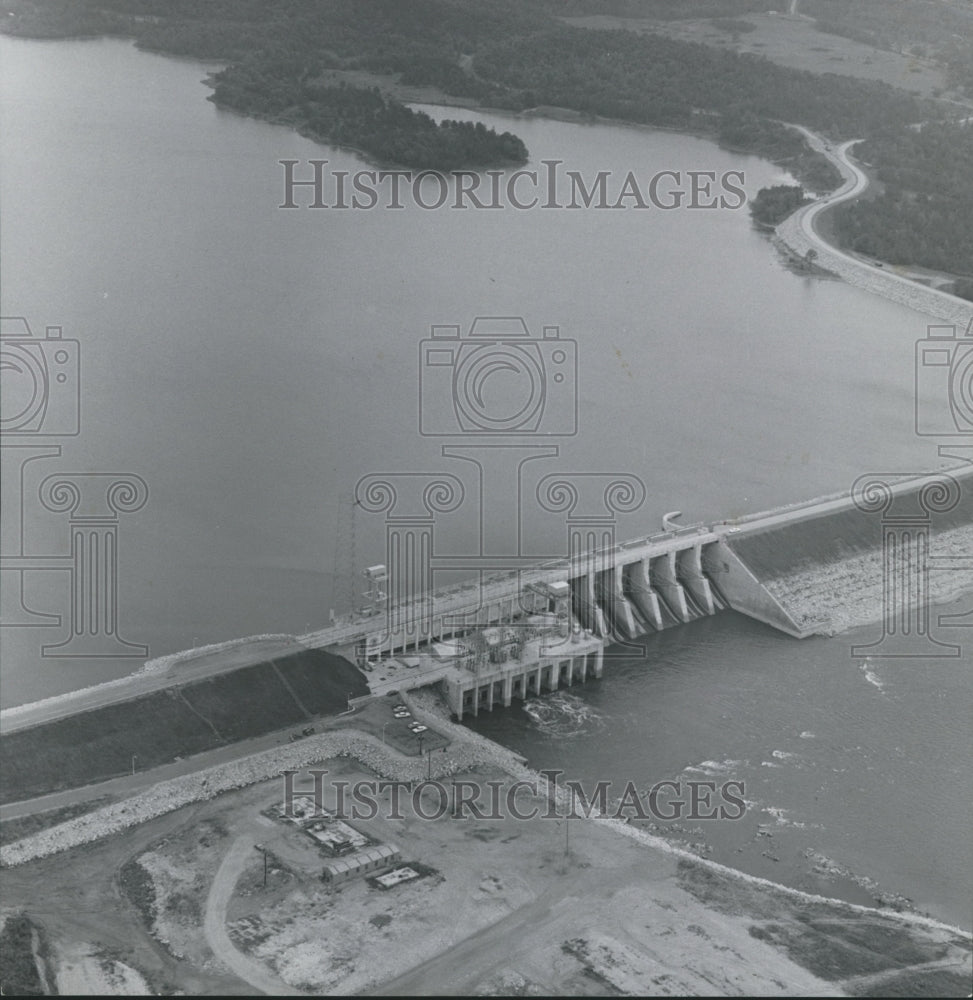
[[0, 649, 367, 805]]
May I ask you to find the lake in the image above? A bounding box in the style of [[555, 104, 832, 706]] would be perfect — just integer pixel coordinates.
[[1, 34, 968, 930]]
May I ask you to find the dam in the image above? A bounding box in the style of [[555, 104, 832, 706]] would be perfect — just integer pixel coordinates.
[[317, 467, 971, 719], [1, 467, 970, 802]]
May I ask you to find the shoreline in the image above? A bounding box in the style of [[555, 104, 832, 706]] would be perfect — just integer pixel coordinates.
[[406, 689, 972, 934], [2, 686, 969, 944], [4, 733, 968, 998], [4, 25, 972, 299], [1, 29, 970, 979]]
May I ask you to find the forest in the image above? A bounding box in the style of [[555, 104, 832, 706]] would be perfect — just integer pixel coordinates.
[[832, 122, 973, 276], [750, 185, 811, 228], [212, 70, 527, 168]]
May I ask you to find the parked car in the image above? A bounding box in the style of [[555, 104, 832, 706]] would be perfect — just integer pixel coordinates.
[[410, 724, 428, 734]]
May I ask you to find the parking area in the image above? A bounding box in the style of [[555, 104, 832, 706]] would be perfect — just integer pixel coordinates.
[[379, 701, 450, 757], [331, 693, 450, 757]]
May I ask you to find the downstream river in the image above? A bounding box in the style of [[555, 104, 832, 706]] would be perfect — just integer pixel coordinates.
[[1, 36, 969, 929]]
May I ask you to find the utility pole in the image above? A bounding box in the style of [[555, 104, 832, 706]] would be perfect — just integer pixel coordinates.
[[131, 754, 137, 776], [255, 844, 268, 888]]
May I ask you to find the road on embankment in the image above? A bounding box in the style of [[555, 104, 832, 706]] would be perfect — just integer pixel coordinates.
[[0, 635, 312, 735], [778, 123, 973, 325], [789, 127, 868, 239]]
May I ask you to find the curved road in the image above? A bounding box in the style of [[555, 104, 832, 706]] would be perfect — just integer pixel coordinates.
[[204, 835, 306, 996], [794, 133, 868, 237], [784, 123, 973, 317]]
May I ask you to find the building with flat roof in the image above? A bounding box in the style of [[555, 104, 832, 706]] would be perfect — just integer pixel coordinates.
[[373, 866, 421, 889], [322, 843, 402, 883], [304, 818, 369, 855]]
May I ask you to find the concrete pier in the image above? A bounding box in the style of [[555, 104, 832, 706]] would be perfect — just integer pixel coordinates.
[[442, 630, 603, 721], [677, 544, 717, 616], [624, 559, 665, 631], [651, 551, 691, 623]]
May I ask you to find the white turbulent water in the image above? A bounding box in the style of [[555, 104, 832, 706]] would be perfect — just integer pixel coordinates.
[[522, 691, 607, 739], [764, 524, 973, 634], [1, 34, 970, 932]]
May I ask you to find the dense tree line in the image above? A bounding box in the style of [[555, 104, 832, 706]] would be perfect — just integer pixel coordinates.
[[472, 25, 928, 139], [717, 112, 841, 192], [750, 185, 811, 227], [3, 0, 931, 139], [213, 70, 527, 168], [832, 122, 973, 275], [0, 914, 45, 996]]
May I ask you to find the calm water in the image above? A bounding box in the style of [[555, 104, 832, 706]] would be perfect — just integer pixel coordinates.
[[1, 36, 969, 928]]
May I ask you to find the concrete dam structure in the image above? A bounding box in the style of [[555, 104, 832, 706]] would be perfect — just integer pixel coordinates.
[[317, 467, 972, 718], [2, 467, 969, 792]]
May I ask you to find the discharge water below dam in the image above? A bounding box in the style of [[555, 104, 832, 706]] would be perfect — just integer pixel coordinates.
[[465, 592, 972, 932], [1, 36, 970, 933]]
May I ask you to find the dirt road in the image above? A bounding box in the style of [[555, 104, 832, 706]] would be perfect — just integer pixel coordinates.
[[203, 835, 306, 996]]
